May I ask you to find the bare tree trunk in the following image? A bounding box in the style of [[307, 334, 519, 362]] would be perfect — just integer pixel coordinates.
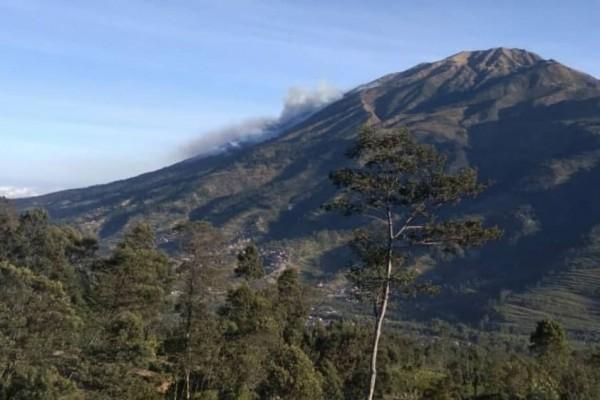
[[184, 366, 191, 400], [184, 271, 195, 400], [367, 210, 394, 400]]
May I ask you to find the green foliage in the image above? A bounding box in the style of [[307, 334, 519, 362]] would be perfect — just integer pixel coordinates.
[[235, 242, 265, 280], [102, 311, 155, 363], [0, 206, 98, 305], [328, 127, 501, 302], [2, 205, 600, 399], [275, 269, 309, 344], [305, 321, 371, 398], [0, 198, 17, 260], [220, 284, 277, 337], [529, 319, 568, 357], [327, 126, 501, 398], [92, 221, 172, 320], [259, 344, 324, 400], [0, 262, 82, 399], [169, 221, 227, 398], [318, 359, 344, 400], [84, 222, 172, 398], [329, 126, 487, 215], [83, 362, 165, 400]]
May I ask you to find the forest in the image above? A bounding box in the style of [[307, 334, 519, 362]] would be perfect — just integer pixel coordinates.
[[2, 128, 600, 399]]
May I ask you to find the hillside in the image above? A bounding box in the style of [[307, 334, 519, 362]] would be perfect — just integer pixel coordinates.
[[16, 47, 600, 337]]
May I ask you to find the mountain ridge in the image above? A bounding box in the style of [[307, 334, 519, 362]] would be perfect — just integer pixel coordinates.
[[17, 47, 600, 202], [15, 47, 600, 336]]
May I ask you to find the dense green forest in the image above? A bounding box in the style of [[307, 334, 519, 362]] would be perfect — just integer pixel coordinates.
[[2, 200, 600, 399], [3, 129, 600, 399]]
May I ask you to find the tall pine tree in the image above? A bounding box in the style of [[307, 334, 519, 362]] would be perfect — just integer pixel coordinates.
[[327, 126, 500, 399]]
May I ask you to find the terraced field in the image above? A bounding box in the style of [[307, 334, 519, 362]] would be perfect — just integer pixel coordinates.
[[499, 226, 600, 340]]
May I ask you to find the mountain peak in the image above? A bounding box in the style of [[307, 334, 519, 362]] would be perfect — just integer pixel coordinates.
[[443, 47, 544, 71], [353, 48, 551, 95], [350, 47, 600, 131]]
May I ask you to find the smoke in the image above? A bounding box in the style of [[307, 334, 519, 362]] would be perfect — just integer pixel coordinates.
[[279, 81, 343, 123], [180, 117, 275, 158], [0, 186, 38, 199], [180, 82, 343, 159]]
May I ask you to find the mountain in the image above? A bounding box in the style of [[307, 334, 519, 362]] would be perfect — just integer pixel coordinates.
[[16, 48, 600, 337]]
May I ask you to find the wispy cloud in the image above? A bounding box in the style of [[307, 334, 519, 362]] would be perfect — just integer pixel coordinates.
[[0, 186, 38, 199]]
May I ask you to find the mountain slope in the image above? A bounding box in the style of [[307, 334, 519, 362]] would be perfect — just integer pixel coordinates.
[[17, 48, 600, 336]]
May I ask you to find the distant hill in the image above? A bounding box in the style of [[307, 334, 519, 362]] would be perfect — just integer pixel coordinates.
[[17, 48, 600, 338]]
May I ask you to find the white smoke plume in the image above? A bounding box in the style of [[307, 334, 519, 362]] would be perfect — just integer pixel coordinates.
[[0, 186, 38, 199], [180, 82, 343, 159], [180, 117, 275, 158], [279, 81, 343, 123]]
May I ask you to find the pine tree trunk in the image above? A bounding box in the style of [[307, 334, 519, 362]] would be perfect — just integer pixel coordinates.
[[184, 277, 194, 400], [184, 324, 192, 400], [367, 210, 394, 400], [185, 365, 191, 400]]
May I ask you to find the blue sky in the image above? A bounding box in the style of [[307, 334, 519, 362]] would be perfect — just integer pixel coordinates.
[[1, 0, 599, 196]]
